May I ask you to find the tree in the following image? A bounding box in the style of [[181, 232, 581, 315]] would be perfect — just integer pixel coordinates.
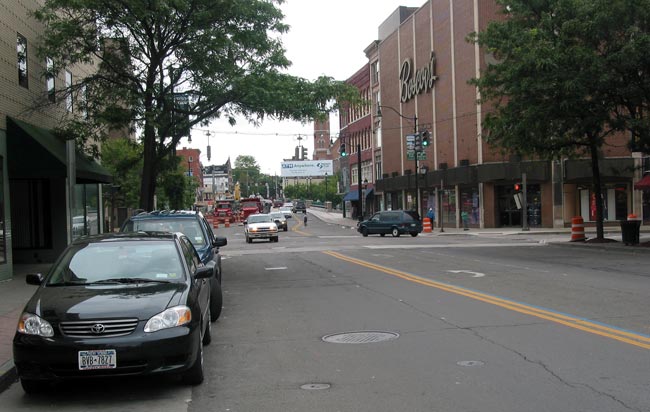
[[34, 0, 358, 210], [470, 0, 650, 240], [232, 155, 261, 197]]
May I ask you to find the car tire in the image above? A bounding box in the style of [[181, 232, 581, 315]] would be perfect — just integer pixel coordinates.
[[246, 236, 251, 244], [361, 227, 368, 237], [183, 337, 204, 385], [284, 227, 288, 232], [391, 227, 400, 237], [203, 310, 212, 345], [380, 233, 385, 237], [20, 379, 45, 394], [410, 232, 418, 237], [210, 280, 223, 321]]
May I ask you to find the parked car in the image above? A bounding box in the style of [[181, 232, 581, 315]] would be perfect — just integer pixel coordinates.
[[279, 207, 293, 218], [292, 200, 306, 214], [269, 211, 288, 231], [357, 210, 422, 237], [244, 214, 279, 243], [13, 232, 213, 393], [120, 210, 227, 320]]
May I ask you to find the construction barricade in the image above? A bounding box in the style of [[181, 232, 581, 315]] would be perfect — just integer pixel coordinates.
[[422, 217, 432, 233], [570, 216, 585, 242]]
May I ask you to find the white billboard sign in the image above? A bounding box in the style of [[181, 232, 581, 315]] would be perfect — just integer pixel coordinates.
[[281, 160, 333, 177]]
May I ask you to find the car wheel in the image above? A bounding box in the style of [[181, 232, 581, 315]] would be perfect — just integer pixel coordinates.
[[210, 280, 223, 321], [20, 379, 46, 394], [361, 227, 368, 237], [246, 236, 251, 244], [410, 232, 418, 237], [183, 337, 204, 385], [380, 233, 386, 237], [284, 227, 288, 232], [202, 310, 212, 345], [391, 227, 400, 237]]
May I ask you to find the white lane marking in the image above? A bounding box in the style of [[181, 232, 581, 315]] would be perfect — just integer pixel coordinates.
[[318, 236, 359, 238], [447, 270, 485, 278], [265, 267, 288, 271]]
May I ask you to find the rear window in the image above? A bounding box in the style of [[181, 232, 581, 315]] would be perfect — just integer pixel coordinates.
[[123, 219, 205, 246], [47, 240, 184, 285], [404, 211, 419, 221]]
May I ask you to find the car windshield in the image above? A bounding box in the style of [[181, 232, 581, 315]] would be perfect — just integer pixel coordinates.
[[217, 203, 231, 209], [47, 240, 184, 285], [270, 213, 285, 219], [242, 202, 259, 208], [248, 215, 272, 224], [126, 219, 205, 246]]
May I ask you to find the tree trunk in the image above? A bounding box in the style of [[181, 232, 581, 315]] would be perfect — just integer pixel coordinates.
[[589, 141, 605, 240], [139, 123, 158, 211]]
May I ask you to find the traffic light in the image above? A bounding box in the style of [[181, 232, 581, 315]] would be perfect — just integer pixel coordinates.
[[421, 130, 430, 147], [514, 182, 522, 193], [301, 146, 308, 160], [414, 133, 423, 151], [339, 142, 347, 157]]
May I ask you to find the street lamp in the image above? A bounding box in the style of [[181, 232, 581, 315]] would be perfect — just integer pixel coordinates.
[[324, 172, 328, 205], [376, 105, 421, 218]]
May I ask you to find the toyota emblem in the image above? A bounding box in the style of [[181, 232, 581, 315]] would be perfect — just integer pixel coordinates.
[[90, 324, 105, 334]]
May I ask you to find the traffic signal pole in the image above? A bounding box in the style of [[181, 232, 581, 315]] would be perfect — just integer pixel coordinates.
[[522, 172, 529, 231]]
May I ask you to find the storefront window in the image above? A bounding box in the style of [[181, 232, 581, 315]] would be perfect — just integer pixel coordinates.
[[441, 188, 456, 226], [72, 183, 100, 239], [459, 186, 480, 226], [579, 184, 628, 222]]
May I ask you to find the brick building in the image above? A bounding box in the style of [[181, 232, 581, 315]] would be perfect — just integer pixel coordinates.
[[0, 0, 112, 278], [336, 2, 648, 229]]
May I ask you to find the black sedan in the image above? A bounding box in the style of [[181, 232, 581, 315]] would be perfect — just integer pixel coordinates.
[[13, 232, 213, 393]]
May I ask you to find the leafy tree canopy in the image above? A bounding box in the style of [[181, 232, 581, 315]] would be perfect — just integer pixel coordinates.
[[469, 0, 650, 239], [34, 0, 359, 210]]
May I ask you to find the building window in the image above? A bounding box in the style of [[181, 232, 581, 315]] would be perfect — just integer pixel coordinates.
[[46, 57, 55, 102], [65, 70, 73, 112], [371, 61, 379, 85], [17, 33, 28, 88]]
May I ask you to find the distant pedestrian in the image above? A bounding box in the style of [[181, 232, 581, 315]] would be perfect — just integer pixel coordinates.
[[303, 214, 308, 227], [426, 208, 435, 222], [461, 210, 469, 230]]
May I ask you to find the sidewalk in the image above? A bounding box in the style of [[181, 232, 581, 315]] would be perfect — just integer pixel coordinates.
[[0, 263, 50, 392]]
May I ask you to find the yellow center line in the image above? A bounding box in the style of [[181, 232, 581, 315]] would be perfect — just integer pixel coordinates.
[[323, 250, 650, 350]]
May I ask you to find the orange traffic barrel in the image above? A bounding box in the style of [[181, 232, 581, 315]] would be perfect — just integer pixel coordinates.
[[225, 218, 230, 228], [213, 219, 219, 229], [423, 217, 432, 233], [570, 216, 585, 242]]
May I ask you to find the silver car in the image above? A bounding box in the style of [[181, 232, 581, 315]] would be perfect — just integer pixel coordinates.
[[269, 212, 288, 231]]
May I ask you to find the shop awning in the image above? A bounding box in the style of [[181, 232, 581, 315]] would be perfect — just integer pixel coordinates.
[[8, 117, 112, 183], [343, 191, 359, 202], [634, 174, 650, 190], [365, 187, 374, 198]]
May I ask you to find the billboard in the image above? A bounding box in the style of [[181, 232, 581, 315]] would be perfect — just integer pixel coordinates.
[[281, 160, 333, 177]]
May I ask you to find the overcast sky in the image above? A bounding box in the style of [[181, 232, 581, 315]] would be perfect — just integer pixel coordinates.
[[179, 0, 413, 176]]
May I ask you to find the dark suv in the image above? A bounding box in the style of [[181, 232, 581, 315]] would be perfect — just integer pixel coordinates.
[[120, 210, 227, 320], [357, 210, 422, 237], [292, 200, 306, 214]]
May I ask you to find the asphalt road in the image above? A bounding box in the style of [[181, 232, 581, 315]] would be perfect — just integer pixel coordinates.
[[3, 212, 650, 411]]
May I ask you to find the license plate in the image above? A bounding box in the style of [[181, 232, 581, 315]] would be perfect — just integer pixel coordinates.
[[78, 349, 117, 370]]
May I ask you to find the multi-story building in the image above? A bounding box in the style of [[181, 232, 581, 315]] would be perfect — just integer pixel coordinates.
[[0, 0, 112, 279], [176, 147, 204, 207], [336, 2, 648, 229], [203, 159, 233, 203]]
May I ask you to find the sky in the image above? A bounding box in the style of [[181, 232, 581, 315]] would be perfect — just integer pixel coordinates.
[[178, 0, 413, 176]]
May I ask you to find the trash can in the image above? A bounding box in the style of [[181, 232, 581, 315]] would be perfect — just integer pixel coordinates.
[[620, 220, 641, 245]]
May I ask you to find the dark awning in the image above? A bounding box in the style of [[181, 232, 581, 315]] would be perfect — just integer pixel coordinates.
[[7, 117, 112, 183], [634, 174, 650, 190], [365, 187, 374, 198], [343, 191, 359, 201]]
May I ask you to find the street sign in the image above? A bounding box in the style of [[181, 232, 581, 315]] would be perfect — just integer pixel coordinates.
[[407, 151, 427, 160], [406, 134, 416, 150]]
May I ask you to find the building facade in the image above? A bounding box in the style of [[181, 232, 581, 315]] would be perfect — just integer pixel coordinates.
[[0, 0, 111, 278], [362, 2, 647, 229]]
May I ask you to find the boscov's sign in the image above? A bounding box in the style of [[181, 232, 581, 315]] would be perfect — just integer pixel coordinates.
[[400, 51, 438, 103], [281, 160, 333, 177]]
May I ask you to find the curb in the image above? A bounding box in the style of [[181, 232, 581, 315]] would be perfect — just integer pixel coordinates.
[[0, 360, 16, 393]]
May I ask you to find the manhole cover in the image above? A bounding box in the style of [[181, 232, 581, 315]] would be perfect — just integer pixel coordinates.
[[322, 331, 400, 344], [300, 383, 331, 390], [457, 360, 485, 367]]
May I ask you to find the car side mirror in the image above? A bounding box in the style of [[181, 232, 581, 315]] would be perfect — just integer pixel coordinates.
[[214, 236, 227, 248], [26, 273, 44, 285], [243, 220, 247, 224], [194, 266, 213, 279]]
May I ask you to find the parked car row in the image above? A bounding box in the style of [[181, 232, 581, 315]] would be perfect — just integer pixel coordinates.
[[13, 210, 228, 393]]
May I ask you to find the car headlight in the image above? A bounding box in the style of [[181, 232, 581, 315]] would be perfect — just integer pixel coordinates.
[[17, 313, 54, 337], [144, 306, 192, 333], [250, 227, 258, 232]]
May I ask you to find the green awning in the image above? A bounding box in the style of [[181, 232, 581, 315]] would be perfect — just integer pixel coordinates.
[[7, 117, 112, 183]]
